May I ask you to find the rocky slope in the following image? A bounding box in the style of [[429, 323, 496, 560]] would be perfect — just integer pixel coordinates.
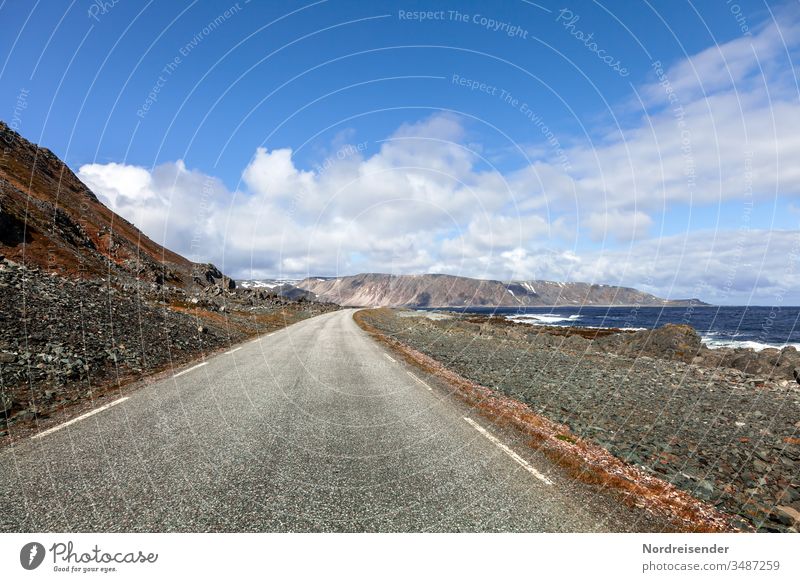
[[0, 121, 213, 288], [238, 279, 315, 301], [295, 273, 704, 308], [0, 256, 338, 435], [361, 309, 800, 532]]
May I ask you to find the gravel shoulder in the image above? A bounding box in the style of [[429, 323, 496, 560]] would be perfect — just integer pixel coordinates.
[[358, 308, 800, 533]]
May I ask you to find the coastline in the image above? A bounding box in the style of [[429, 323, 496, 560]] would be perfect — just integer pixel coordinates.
[[424, 304, 800, 366]]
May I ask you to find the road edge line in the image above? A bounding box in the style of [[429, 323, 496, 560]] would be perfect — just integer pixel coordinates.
[[174, 361, 207, 378], [464, 417, 553, 485], [32, 397, 130, 440], [407, 371, 432, 390]]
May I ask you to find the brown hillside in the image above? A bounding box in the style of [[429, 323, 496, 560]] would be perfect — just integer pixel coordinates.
[[0, 121, 196, 286]]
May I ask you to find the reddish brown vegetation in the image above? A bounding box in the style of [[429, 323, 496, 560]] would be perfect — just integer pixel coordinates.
[[0, 121, 192, 284]]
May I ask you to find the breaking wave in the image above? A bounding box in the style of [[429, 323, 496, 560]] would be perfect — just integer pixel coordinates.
[[507, 314, 582, 325]]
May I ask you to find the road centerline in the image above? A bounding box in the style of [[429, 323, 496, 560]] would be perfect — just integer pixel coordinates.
[[383, 353, 396, 362]]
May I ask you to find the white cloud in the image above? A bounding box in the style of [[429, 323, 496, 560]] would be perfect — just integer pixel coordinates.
[[511, 7, 800, 221], [642, 12, 800, 104], [78, 158, 229, 262], [572, 229, 800, 303], [78, 114, 528, 280], [78, 162, 153, 208], [242, 147, 314, 203]]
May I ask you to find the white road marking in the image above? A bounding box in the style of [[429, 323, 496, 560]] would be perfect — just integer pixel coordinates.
[[173, 361, 207, 378], [225, 347, 242, 355], [464, 417, 553, 485], [250, 332, 274, 344], [383, 353, 396, 362], [407, 371, 432, 390], [32, 397, 129, 440]]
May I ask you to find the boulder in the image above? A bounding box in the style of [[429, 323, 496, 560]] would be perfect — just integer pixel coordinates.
[[191, 263, 234, 290], [715, 347, 800, 381], [726, 349, 762, 375], [597, 323, 702, 363], [771, 505, 800, 527]]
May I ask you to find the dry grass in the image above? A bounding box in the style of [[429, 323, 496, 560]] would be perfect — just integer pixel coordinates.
[[355, 308, 743, 533]]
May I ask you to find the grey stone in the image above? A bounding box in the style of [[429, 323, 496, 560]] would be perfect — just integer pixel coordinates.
[[771, 506, 800, 526]]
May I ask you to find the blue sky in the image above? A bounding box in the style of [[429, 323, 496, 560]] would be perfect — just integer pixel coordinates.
[[2, 0, 799, 303]]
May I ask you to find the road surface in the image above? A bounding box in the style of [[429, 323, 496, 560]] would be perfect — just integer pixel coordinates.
[[0, 309, 666, 531]]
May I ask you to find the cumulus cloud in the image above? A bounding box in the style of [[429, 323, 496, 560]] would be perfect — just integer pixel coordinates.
[[78, 159, 229, 260], [78, 114, 532, 280], [242, 147, 314, 203]]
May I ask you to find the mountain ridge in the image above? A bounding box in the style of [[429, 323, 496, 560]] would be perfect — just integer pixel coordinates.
[[291, 272, 707, 308]]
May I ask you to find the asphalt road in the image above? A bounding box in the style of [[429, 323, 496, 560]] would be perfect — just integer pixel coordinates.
[[0, 309, 666, 532]]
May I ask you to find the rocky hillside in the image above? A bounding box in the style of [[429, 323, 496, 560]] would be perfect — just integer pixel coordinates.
[[295, 273, 704, 308], [0, 123, 338, 439], [0, 121, 217, 288], [238, 279, 315, 301]]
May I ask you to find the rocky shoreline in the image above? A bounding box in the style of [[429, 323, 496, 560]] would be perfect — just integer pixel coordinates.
[[360, 308, 800, 532], [0, 258, 338, 441]]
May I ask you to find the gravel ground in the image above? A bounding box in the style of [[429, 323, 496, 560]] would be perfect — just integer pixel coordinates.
[[363, 309, 800, 532]]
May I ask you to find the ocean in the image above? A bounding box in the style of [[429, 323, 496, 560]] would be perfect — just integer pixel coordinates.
[[440, 305, 800, 351]]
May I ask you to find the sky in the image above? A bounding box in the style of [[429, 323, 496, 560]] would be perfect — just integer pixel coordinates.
[[1, 0, 799, 304]]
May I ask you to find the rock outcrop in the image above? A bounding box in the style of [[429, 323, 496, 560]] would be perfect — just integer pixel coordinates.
[[596, 324, 703, 363]]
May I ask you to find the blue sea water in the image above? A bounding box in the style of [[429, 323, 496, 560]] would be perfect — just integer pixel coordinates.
[[443, 305, 800, 351]]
